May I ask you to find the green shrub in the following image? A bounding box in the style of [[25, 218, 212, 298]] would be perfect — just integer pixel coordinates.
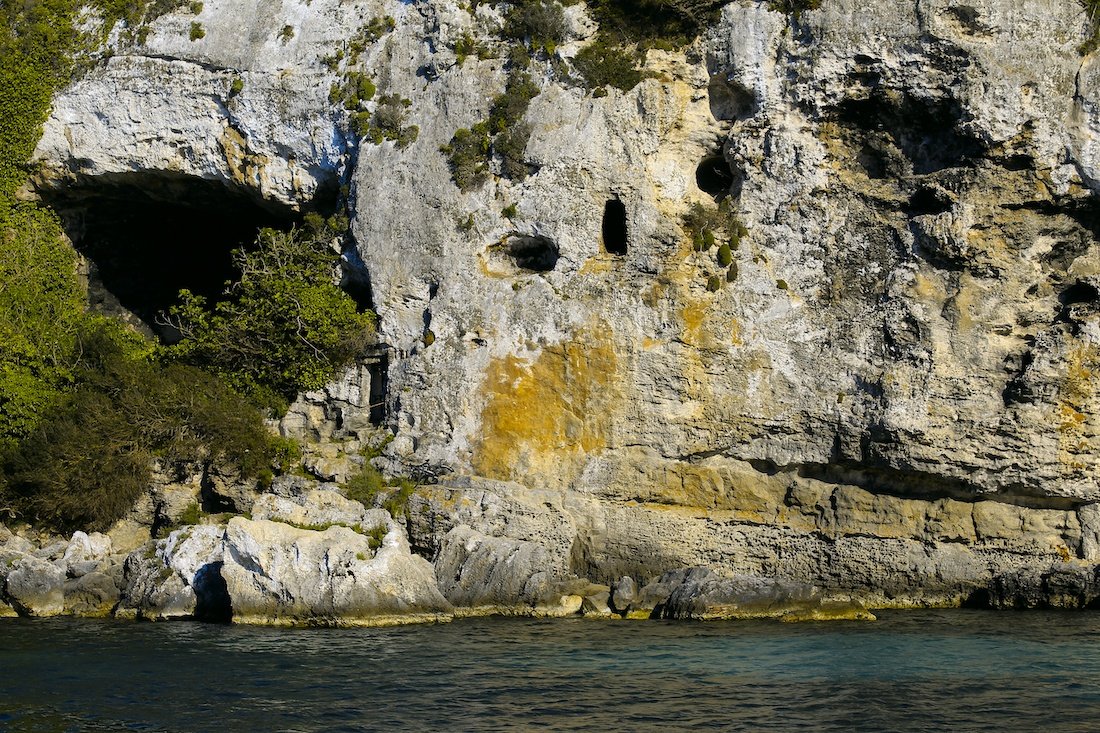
[[279, 25, 294, 42], [229, 77, 244, 96], [189, 21, 204, 41], [777, 279, 789, 290], [1082, 0, 1100, 54], [348, 15, 396, 62], [164, 224, 377, 409], [705, 275, 721, 292], [716, 242, 732, 266], [3, 322, 278, 531], [503, 0, 568, 54], [372, 93, 412, 136], [573, 39, 646, 91], [726, 262, 738, 282], [586, 0, 725, 47], [443, 122, 492, 191], [489, 71, 539, 133], [682, 200, 747, 245], [766, 0, 822, 17], [454, 31, 494, 64], [495, 122, 532, 180]]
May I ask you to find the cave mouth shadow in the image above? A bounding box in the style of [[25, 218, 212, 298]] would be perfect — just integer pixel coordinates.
[[44, 173, 312, 339]]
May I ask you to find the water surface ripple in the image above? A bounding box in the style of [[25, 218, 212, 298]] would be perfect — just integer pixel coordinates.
[[2, 610, 1099, 731]]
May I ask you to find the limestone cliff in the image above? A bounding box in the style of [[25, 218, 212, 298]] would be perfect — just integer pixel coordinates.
[[29, 0, 1100, 611]]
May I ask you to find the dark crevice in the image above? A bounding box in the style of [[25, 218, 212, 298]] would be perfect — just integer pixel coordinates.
[[707, 74, 757, 121], [42, 173, 309, 339], [193, 561, 232, 623], [907, 186, 953, 216], [748, 457, 1082, 511], [367, 355, 389, 426], [1060, 281, 1099, 306], [602, 199, 628, 255]]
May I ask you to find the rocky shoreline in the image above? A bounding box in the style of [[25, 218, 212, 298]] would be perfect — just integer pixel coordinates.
[[1, 479, 876, 626]]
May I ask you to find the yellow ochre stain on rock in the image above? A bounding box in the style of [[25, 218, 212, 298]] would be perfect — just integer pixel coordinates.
[[473, 328, 619, 487]]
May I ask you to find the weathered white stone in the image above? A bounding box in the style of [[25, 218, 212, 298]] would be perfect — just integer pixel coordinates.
[[221, 517, 452, 625], [250, 489, 387, 531], [5, 555, 65, 617], [117, 525, 226, 620]]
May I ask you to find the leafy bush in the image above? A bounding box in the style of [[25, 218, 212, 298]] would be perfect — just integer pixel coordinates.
[[496, 122, 532, 181], [489, 70, 540, 133], [503, 0, 568, 54], [348, 15, 396, 63], [163, 223, 377, 409], [586, 0, 725, 47], [443, 122, 492, 191], [573, 39, 646, 92], [189, 21, 204, 40], [1082, 0, 1100, 54], [766, 0, 822, 18], [716, 242, 732, 267], [444, 70, 539, 189], [2, 322, 277, 532]]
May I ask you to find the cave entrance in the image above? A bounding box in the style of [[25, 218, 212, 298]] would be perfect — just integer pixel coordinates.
[[45, 174, 304, 340], [696, 154, 734, 197], [602, 199, 628, 255]]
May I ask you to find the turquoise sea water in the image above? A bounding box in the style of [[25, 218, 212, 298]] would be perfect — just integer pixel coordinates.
[[1, 610, 1099, 732]]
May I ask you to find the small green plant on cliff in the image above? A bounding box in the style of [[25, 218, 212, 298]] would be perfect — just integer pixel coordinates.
[[766, 0, 822, 18], [348, 15, 396, 63], [573, 38, 648, 92], [502, 0, 568, 55], [443, 122, 493, 191], [1081, 0, 1100, 54], [443, 69, 539, 188], [189, 21, 204, 41]]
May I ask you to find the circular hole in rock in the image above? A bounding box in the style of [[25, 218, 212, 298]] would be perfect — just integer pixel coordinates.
[[696, 155, 735, 197]]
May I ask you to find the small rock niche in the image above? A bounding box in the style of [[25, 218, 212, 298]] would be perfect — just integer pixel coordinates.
[[602, 199, 628, 255], [43, 173, 307, 339]]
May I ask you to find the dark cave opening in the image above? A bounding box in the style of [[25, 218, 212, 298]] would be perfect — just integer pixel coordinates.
[[836, 93, 982, 175], [602, 199, 628, 255], [907, 186, 952, 216], [696, 154, 735, 197], [46, 175, 305, 338], [1060, 281, 1099, 306], [506, 234, 560, 272]]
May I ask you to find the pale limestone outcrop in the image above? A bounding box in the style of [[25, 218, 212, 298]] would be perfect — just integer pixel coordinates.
[[117, 524, 226, 620], [4, 556, 65, 617], [221, 517, 452, 625], [31, 0, 368, 208]]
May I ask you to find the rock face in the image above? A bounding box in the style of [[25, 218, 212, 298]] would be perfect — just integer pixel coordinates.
[[27, 0, 1100, 612]]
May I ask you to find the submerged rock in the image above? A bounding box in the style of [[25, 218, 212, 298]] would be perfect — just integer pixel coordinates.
[[643, 567, 873, 622]]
